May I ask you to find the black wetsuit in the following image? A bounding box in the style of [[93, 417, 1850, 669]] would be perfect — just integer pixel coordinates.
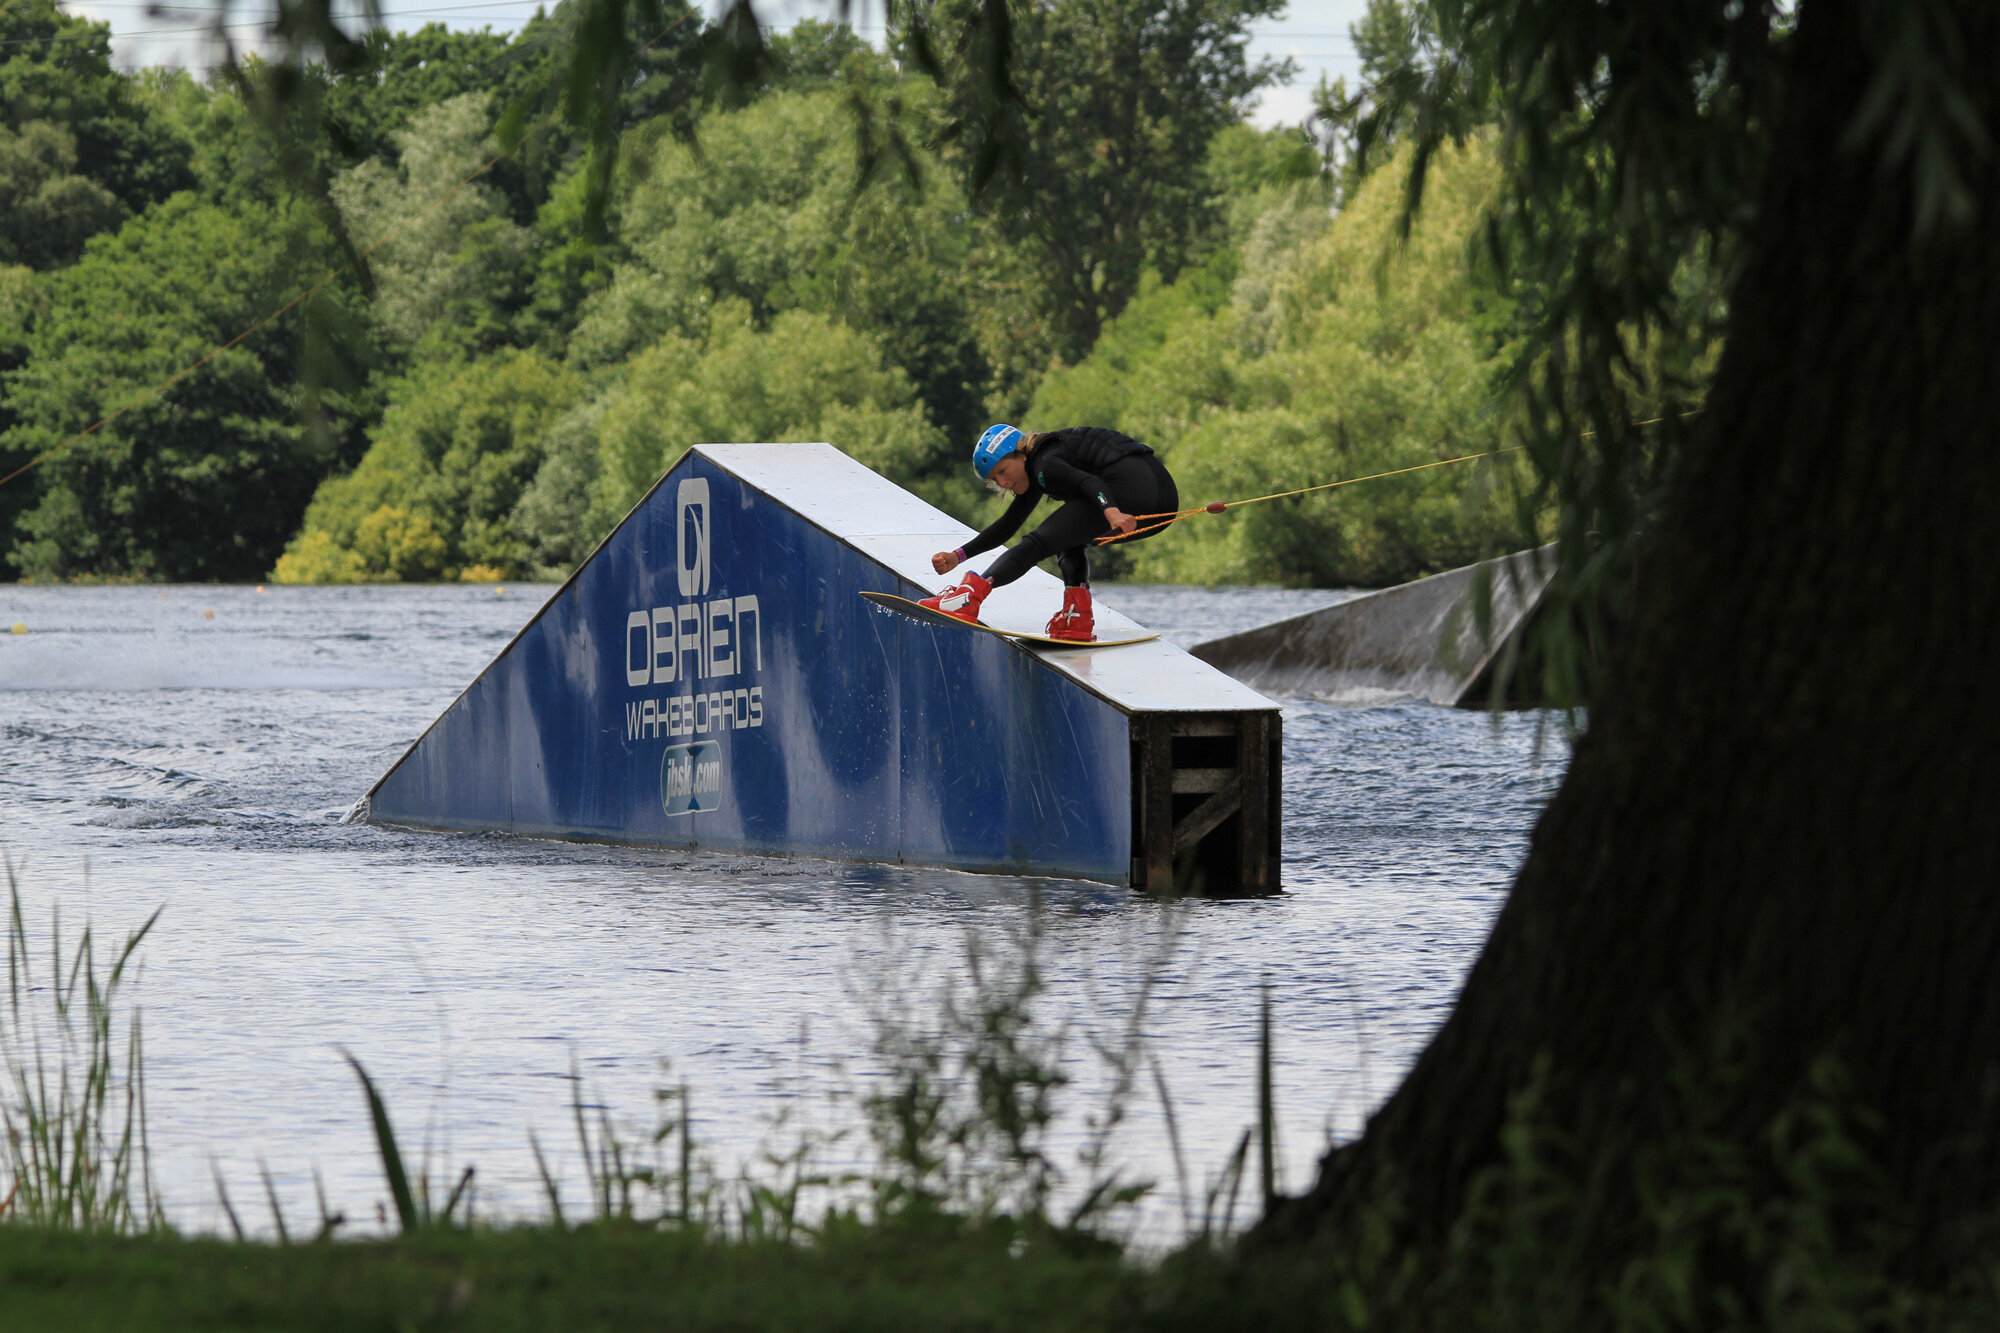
[[962, 427, 1180, 587]]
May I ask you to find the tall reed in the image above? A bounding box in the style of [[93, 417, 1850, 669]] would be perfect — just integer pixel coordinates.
[[858, 899, 1187, 1241], [341, 1051, 475, 1233], [0, 857, 162, 1232]]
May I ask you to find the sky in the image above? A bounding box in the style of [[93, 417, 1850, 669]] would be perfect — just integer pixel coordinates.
[[67, 0, 1370, 129]]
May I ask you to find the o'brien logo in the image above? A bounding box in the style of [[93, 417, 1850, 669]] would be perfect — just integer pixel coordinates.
[[623, 471, 766, 745], [662, 740, 723, 816], [677, 478, 710, 598]]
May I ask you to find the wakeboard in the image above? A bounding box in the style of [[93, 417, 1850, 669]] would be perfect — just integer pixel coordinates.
[[860, 592, 1160, 648]]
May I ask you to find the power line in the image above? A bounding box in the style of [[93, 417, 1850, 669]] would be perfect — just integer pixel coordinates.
[[0, 21, 222, 43], [66, 0, 548, 11], [4, 4, 547, 45], [22, 3, 1358, 58], [68, 1, 1357, 37], [5, 22, 1360, 54]]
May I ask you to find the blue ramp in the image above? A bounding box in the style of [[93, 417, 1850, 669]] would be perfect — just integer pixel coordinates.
[[359, 444, 1281, 889]]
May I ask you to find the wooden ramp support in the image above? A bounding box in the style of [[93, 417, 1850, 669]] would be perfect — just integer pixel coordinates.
[[1130, 709, 1281, 895]]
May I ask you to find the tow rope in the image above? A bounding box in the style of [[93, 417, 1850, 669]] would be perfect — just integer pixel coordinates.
[[1093, 444, 1526, 546], [1097, 408, 1698, 546]]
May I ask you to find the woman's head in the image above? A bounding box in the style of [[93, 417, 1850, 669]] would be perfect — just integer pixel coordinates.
[[973, 423, 1031, 495], [988, 452, 1030, 495]]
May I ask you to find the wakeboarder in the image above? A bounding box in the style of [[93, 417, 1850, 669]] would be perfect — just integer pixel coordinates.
[[920, 425, 1180, 642]]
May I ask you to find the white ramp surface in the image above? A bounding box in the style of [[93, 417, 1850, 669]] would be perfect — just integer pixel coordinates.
[[699, 443, 1277, 716]]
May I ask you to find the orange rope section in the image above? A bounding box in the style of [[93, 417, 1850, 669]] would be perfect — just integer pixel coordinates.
[[1094, 444, 1526, 546], [0, 19, 688, 493]]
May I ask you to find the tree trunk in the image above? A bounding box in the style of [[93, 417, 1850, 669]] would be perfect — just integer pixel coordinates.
[[1270, 0, 2000, 1269]]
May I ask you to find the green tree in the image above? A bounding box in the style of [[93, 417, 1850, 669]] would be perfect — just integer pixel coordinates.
[[0, 0, 194, 209], [506, 398, 606, 578], [139, 71, 268, 211], [330, 92, 535, 358], [1031, 135, 1525, 587], [765, 17, 887, 87], [319, 24, 516, 166], [1204, 121, 1325, 241], [583, 301, 947, 530], [1306, 0, 1442, 188], [0, 263, 43, 543], [0, 123, 126, 270], [574, 86, 991, 451], [512, 303, 958, 580], [2, 194, 368, 581], [514, 162, 612, 354], [915, 0, 1288, 361], [318, 3, 707, 225], [275, 349, 581, 581], [0, 265, 35, 403]]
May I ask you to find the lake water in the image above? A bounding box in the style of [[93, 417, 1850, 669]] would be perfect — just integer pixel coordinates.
[[0, 582, 1567, 1240]]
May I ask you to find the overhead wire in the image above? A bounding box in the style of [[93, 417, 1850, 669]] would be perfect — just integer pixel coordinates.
[[11, 0, 563, 45], [73, 0, 550, 10], [34, 5, 1362, 49], [68, 4, 1353, 24]]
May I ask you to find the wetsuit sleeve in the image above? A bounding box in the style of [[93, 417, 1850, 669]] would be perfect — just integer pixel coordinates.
[[1032, 452, 1116, 512], [961, 492, 1039, 559]]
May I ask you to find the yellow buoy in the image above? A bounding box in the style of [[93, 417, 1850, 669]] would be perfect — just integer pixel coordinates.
[[203, 609, 215, 619], [9, 622, 24, 635], [495, 587, 506, 596]]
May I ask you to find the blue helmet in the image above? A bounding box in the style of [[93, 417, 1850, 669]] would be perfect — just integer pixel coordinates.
[[972, 424, 1024, 479]]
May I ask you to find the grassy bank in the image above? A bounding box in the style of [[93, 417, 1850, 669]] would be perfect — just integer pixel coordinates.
[[4, 880, 1998, 1330], [0, 1221, 1137, 1332], [0, 868, 1218, 1330]]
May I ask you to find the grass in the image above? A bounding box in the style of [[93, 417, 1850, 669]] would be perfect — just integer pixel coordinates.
[[0, 858, 160, 1232], [0, 1219, 1137, 1331], [0, 909, 1148, 1329], [13, 869, 1980, 1333], [0, 874, 1246, 1330]]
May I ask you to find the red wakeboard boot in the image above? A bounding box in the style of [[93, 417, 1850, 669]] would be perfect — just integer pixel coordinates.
[[919, 570, 993, 623], [1045, 586, 1095, 642]]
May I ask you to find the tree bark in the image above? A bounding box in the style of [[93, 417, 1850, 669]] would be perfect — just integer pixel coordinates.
[[1272, 0, 2000, 1265]]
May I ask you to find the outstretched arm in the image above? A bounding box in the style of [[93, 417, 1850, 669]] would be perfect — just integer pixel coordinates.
[[932, 491, 1038, 573], [962, 491, 1038, 558]]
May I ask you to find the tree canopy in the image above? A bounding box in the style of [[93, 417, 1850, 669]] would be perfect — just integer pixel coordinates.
[[5, 192, 370, 581], [1032, 131, 1527, 587], [918, 0, 1288, 361], [0, 0, 1559, 589], [0, 0, 195, 212]]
